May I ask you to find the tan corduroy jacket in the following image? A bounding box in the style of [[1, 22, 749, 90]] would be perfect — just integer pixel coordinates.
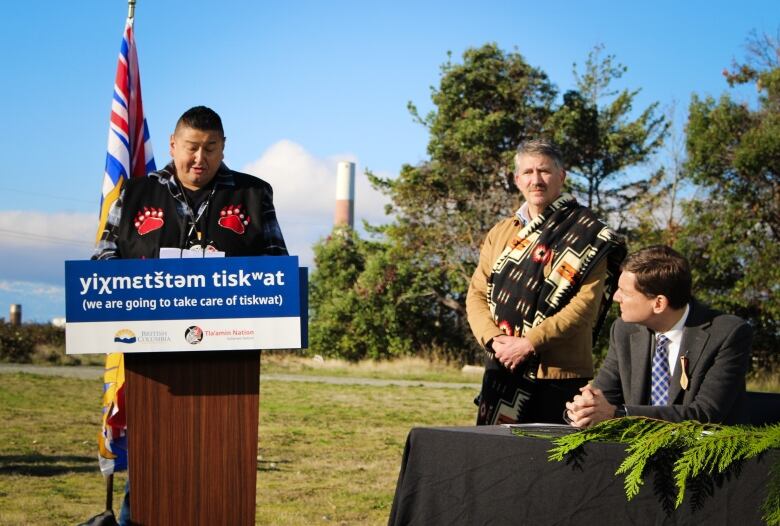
[[466, 217, 608, 380]]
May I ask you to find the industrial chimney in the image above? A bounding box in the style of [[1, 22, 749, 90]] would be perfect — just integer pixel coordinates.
[[9, 304, 21, 325], [334, 161, 355, 229]]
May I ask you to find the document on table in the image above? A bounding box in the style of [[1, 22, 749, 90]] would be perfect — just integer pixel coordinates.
[[500, 423, 579, 435]]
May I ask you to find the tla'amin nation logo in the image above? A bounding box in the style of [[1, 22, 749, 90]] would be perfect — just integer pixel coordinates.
[[185, 326, 204, 344], [114, 329, 136, 344]]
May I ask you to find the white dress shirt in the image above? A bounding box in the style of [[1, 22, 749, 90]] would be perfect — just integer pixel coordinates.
[[655, 303, 690, 376], [516, 202, 531, 226]]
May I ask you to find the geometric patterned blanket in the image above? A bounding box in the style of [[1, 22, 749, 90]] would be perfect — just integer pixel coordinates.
[[478, 193, 625, 424]]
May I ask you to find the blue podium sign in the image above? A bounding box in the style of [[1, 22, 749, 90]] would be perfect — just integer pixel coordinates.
[[65, 256, 305, 354]]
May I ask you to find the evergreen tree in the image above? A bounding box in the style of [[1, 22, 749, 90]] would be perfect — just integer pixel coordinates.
[[620, 103, 689, 248], [547, 45, 669, 225]]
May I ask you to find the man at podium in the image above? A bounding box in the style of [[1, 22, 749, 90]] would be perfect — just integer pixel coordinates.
[[94, 105, 287, 260], [92, 105, 287, 525]]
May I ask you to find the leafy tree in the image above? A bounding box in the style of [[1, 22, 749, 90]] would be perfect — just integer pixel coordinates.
[[308, 228, 463, 360], [308, 229, 369, 360], [548, 45, 669, 225], [677, 30, 780, 371]]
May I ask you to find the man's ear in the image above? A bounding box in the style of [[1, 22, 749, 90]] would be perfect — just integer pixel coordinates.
[[652, 295, 669, 314], [169, 134, 176, 157]]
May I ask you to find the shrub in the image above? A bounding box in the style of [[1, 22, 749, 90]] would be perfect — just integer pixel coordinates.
[[0, 322, 65, 363]]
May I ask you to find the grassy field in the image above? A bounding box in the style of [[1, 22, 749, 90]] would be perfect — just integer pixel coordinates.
[[0, 362, 477, 525], [0, 354, 776, 525], [260, 353, 485, 383]]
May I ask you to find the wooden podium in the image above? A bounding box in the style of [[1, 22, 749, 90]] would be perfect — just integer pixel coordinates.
[[64, 257, 307, 525], [124, 350, 260, 525]]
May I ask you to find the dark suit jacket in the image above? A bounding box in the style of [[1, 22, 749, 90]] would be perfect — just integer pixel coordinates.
[[593, 300, 753, 424]]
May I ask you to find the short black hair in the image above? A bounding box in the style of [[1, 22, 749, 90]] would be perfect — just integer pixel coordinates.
[[621, 245, 692, 309], [175, 106, 224, 138]]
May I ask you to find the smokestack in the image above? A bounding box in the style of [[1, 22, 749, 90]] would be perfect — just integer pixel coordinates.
[[334, 161, 355, 229], [9, 304, 21, 325]]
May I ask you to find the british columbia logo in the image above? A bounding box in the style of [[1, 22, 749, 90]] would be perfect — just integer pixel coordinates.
[[114, 329, 136, 344]]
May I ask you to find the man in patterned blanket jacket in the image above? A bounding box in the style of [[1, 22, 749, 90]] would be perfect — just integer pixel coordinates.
[[467, 139, 625, 425]]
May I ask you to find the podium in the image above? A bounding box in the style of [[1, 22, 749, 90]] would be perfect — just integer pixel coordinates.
[[125, 350, 260, 525], [65, 256, 306, 525]]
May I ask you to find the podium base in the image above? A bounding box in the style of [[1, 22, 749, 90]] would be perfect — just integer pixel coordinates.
[[125, 350, 259, 526]]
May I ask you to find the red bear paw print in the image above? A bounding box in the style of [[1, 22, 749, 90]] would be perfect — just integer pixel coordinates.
[[218, 204, 250, 235], [134, 207, 164, 235]]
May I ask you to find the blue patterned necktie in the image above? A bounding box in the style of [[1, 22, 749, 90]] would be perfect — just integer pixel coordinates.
[[651, 334, 671, 406]]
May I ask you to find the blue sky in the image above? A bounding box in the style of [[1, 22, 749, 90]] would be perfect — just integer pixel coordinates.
[[0, 1, 776, 321]]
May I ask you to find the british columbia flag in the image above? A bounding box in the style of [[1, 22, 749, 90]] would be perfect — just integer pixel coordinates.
[[97, 17, 155, 477]]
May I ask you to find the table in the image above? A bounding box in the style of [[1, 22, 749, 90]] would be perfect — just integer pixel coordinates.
[[388, 426, 776, 526]]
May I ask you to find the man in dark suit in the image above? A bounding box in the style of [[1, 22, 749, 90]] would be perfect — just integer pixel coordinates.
[[565, 245, 753, 427]]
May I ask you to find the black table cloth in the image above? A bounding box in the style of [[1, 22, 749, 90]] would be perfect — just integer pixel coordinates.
[[388, 426, 776, 526]]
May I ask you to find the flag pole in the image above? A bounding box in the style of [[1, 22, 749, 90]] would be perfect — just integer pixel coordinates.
[[107, 2, 137, 516]]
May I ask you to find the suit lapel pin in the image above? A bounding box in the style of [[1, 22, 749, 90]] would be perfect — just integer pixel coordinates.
[[680, 355, 689, 390]]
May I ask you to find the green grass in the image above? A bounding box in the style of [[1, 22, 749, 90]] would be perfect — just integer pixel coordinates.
[[0, 374, 118, 525], [0, 371, 476, 525], [748, 371, 780, 394], [260, 352, 485, 384], [1, 354, 775, 525]]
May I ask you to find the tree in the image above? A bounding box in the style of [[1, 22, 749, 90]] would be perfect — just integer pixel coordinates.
[[677, 30, 780, 371], [542, 47, 671, 366], [547, 45, 669, 225], [308, 229, 369, 360], [308, 228, 464, 361]]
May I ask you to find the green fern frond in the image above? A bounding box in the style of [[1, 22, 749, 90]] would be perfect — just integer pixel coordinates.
[[749, 424, 780, 456], [547, 418, 632, 460], [617, 419, 703, 500], [546, 417, 780, 524]]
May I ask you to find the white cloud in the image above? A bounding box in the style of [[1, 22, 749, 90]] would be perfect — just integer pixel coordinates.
[[242, 139, 392, 266], [0, 211, 95, 284], [0, 211, 96, 249], [0, 212, 95, 321], [0, 280, 64, 297]]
